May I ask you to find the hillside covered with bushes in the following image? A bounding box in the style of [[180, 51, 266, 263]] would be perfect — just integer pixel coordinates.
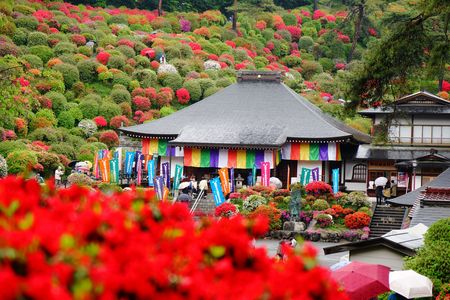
[[0, 0, 447, 177]]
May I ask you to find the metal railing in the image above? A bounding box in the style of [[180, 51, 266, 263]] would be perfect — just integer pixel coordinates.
[[189, 188, 205, 214]]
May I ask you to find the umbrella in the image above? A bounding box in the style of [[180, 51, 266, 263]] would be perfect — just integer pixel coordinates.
[[375, 176, 388, 187], [178, 182, 191, 190], [269, 177, 282, 189], [389, 270, 433, 299], [332, 261, 390, 300], [330, 260, 351, 271]]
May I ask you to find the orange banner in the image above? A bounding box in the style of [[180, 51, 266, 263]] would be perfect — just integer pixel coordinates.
[[163, 187, 169, 201], [218, 168, 230, 196], [99, 159, 111, 183]]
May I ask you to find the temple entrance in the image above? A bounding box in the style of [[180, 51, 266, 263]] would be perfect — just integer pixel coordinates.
[[276, 160, 298, 189]]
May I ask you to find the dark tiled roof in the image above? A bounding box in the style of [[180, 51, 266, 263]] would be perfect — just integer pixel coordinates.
[[409, 187, 450, 227], [119, 74, 371, 147], [356, 145, 450, 160], [388, 168, 450, 206], [323, 237, 417, 256], [410, 207, 450, 227]]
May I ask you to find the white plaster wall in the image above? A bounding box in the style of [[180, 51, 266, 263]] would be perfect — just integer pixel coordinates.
[[345, 182, 367, 192], [350, 247, 405, 271], [345, 161, 359, 180], [297, 161, 322, 181]]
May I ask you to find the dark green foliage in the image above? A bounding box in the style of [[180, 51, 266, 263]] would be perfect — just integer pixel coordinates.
[[117, 45, 135, 58], [298, 36, 314, 51], [424, 218, 450, 245], [203, 86, 220, 98], [27, 31, 48, 47], [12, 28, 28, 45], [98, 101, 122, 121], [49, 142, 76, 159], [6, 150, 38, 175], [58, 111, 75, 129], [14, 16, 38, 30], [36, 151, 61, 177], [53, 42, 77, 56], [28, 127, 64, 144], [107, 55, 126, 69], [132, 69, 157, 88], [112, 72, 131, 87], [159, 72, 183, 90], [77, 59, 99, 82], [45, 91, 67, 116], [53, 63, 80, 88], [29, 45, 54, 63], [183, 79, 202, 102], [21, 54, 43, 69], [110, 88, 131, 104]]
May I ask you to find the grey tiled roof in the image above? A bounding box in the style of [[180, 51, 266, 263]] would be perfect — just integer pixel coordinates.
[[388, 168, 450, 206], [119, 78, 371, 147], [410, 206, 450, 227], [356, 145, 450, 160]]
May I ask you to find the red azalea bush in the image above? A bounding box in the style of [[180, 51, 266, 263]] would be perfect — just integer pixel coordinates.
[[214, 202, 237, 218], [249, 204, 282, 230], [99, 130, 119, 147], [0, 176, 348, 300], [176, 88, 190, 104], [305, 181, 333, 196], [96, 51, 111, 65], [109, 115, 129, 129], [316, 213, 333, 228], [93, 116, 107, 127], [344, 212, 371, 229], [132, 96, 152, 111]]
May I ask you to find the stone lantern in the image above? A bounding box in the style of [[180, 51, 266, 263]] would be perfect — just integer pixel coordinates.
[[235, 174, 244, 189]]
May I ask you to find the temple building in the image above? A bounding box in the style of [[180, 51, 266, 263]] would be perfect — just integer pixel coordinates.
[[119, 71, 370, 188]]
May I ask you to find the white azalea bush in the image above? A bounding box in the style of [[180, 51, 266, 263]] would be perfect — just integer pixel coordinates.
[[204, 59, 221, 70]]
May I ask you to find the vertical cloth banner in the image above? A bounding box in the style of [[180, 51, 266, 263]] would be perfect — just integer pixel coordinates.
[[93, 152, 99, 179], [99, 159, 110, 183], [218, 168, 230, 196], [161, 162, 170, 189], [261, 162, 270, 187], [252, 164, 257, 186], [172, 164, 183, 192], [124, 152, 135, 176], [136, 153, 143, 186], [109, 159, 119, 184], [300, 168, 311, 185], [114, 148, 122, 171], [230, 168, 235, 193], [287, 165, 291, 190], [332, 168, 339, 194], [147, 159, 155, 187], [154, 176, 164, 200], [134, 151, 141, 176], [210, 177, 225, 206], [311, 167, 320, 182]]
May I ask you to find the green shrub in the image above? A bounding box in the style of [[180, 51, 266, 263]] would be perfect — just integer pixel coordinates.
[[132, 69, 156, 88], [107, 55, 126, 69], [45, 91, 67, 116], [29, 45, 54, 63], [13, 4, 35, 15], [57, 111, 75, 129], [14, 16, 38, 30], [68, 106, 83, 122], [58, 53, 77, 65], [135, 55, 150, 68], [298, 36, 314, 51], [27, 31, 48, 47], [358, 207, 372, 216], [99, 101, 121, 121], [33, 109, 57, 127], [36, 151, 61, 178], [117, 45, 135, 58], [6, 150, 38, 175], [65, 134, 85, 149], [21, 54, 43, 69], [347, 192, 371, 209], [79, 99, 99, 119], [77, 45, 93, 57], [28, 127, 64, 143], [281, 55, 302, 68], [312, 199, 330, 211], [203, 86, 220, 98], [282, 13, 297, 26], [254, 56, 269, 69], [301, 60, 323, 80], [68, 173, 93, 186], [158, 72, 183, 90], [160, 106, 175, 117], [425, 218, 450, 245], [53, 42, 77, 56], [13, 28, 28, 45], [0, 42, 20, 57], [110, 88, 131, 104], [53, 63, 80, 88], [107, 14, 128, 25], [216, 77, 233, 88], [182, 80, 202, 102], [77, 59, 99, 82], [112, 72, 131, 87], [0, 140, 27, 158], [49, 142, 76, 159], [78, 119, 98, 137]]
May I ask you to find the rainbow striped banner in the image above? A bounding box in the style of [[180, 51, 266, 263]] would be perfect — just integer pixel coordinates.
[[183, 148, 277, 169], [142, 139, 184, 157], [281, 143, 341, 161]]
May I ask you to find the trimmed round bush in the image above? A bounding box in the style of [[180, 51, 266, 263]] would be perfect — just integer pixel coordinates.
[[99, 130, 119, 148], [36, 151, 61, 178], [78, 119, 98, 137], [27, 31, 48, 47], [117, 45, 135, 58], [160, 106, 175, 117], [14, 16, 38, 30], [21, 54, 43, 69], [132, 69, 157, 88], [79, 99, 100, 119], [13, 28, 29, 45], [112, 72, 131, 87], [107, 55, 126, 69], [0, 140, 27, 158], [204, 86, 220, 98], [28, 127, 64, 144], [77, 59, 99, 82], [58, 111, 75, 129], [6, 149, 38, 175], [50, 142, 76, 160], [53, 42, 77, 56], [45, 91, 67, 116], [29, 45, 54, 63], [298, 36, 314, 51], [347, 192, 371, 209], [53, 63, 80, 88], [183, 80, 202, 102], [111, 89, 131, 104], [99, 101, 122, 121], [312, 199, 330, 211], [425, 218, 450, 245], [68, 106, 83, 123], [0, 42, 20, 57]]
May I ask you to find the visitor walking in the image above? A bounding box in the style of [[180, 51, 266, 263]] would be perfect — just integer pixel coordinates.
[[390, 180, 398, 198], [199, 175, 209, 197], [383, 180, 391, 200], [35, 173, 44, 184], [375, 176, 388, 205], [54, 166, 64, 186]]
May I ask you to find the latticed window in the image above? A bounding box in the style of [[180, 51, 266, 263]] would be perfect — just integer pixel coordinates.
[[352, 164, 367, 182]]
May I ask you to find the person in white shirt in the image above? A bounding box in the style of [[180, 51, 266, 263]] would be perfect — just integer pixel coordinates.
[[55, 166, 64, 186]]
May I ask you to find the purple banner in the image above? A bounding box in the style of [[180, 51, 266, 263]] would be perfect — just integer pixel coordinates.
[[136, 154, 143, 185], [319, 144, 328, 160], [210, 149, 219, 168], [134, 151, 141, 176], [255, 151, 265, 168], [154, 176, 164, 200], [230, 168, 235, 193], [261, 162, 270, 187], [311, 167, 320, 181], [162, 162, 170, 189]]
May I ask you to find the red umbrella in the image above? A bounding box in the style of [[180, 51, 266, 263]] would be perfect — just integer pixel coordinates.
[[332, 261, 390, 300]]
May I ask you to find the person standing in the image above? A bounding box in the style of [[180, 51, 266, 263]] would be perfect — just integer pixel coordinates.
[[375, 184, 384, 205], [390, 180, 397, 198], [55, 166, 64, 186]]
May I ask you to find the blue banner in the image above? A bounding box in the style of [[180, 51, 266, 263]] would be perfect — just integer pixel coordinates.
[[147, 159, 155, 187], [210, 177, 225, 206], [124, 152, 135, 176], [332, 168, 339, 194], [311, 167, 319, 181], [172, 164, 183, 193], [230, 168, 235, 193], [154, 176, 164, 200]]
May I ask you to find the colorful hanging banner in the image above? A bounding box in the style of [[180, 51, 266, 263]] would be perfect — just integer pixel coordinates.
[[282, 143, 341, 161], [99, 159, 110, 183], [93, 152, 100, 179], [142, 139, 184, 157], [287, 164, 291, 190], [218, 168, 230, 196], [143, 154, 152, 171], [252, 164, 257, 186], [124, 152, 136, 176], [114, 148, 122, 171], [332, 168, 339, 194], [162, 162, 170, 189], [110, 159, 119, 184], [261, 162, 270, 187], [136, 153, 143, 186], [163, 187, 169, 201], [183, 148, 276, 169], [300, 167, 311, 185], [210, 177, 225, 206], [311, 167, 320, 181], [147, 159, 155, 187], [230, 168, 235, 193], [154, 176, 164, 200], [173, 164, 183, 192]]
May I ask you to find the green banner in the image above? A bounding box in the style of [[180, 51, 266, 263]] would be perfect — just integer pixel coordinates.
[[110, 159, 119, 184], [300, 167, 311, 185]]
